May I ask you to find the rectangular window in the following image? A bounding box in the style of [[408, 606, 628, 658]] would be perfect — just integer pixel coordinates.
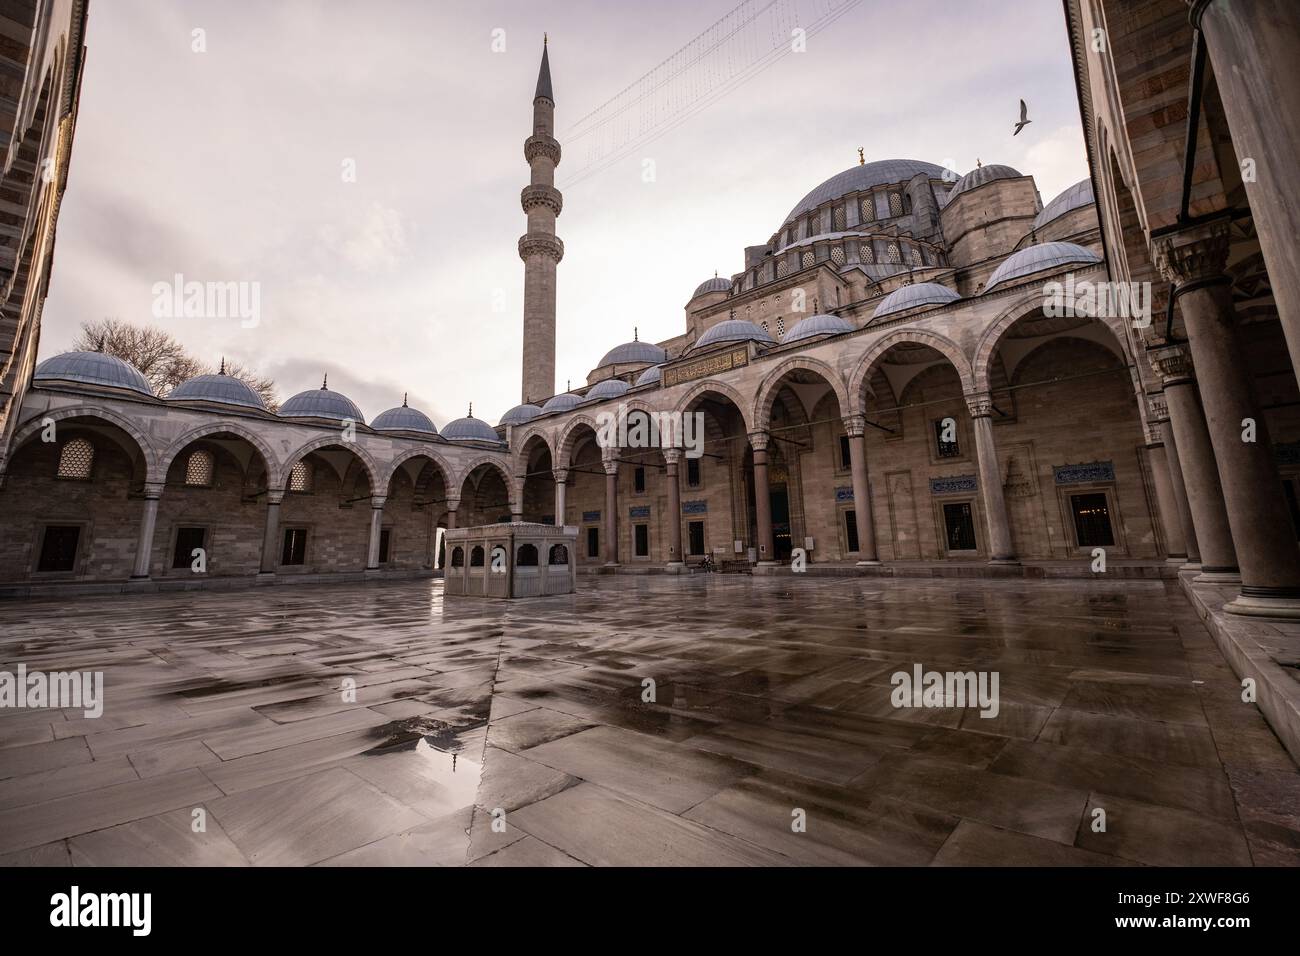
[[281, 527, 308, 566], [943, 502, 977, 552], [587, 527, 599, 558], [934, 419, 960, 458], [379, 528, 392, 563], [634, 466, 646, 493], [839, 435, 852, 470], [37, 525, 80, 572], [1071, 493, 1115, 548], [172, 527, 206, 569], [688, 521, 705, 556], [845, 511, 859, 553], [634, 524, 649, 557], [686, 457, 701, 488]]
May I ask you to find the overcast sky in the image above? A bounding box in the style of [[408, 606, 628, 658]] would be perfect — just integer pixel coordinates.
[[41, 0, 1088, 426]]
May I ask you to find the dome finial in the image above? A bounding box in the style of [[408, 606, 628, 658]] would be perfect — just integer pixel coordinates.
[[976, 157, 982, 168], [858, 147, 865, 166], [567, 379, 571, 392], [468, 402, 473, 417], [634, 326, 638, 342], [219, 356, 226, 375], [402, 392, 408, 407], [321, 373, 328, 389], [544, 32, 547, 46]]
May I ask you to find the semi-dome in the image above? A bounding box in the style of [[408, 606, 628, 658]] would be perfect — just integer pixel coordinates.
[[597, 339, 668, 368], [371, 398, 437, 434], [785, 159, 952, 223], [168, 367, 265, 410], [586, 378, 630, 402], [783, 313, 854, 344], [693, 319, 776, 350], [499, 403, 543, 427], [1034, 178, 1094, 229], [279, 379, 365, 423], [541, 392, 583, 414], [635, 364, 664, 386], [441, 410, 501, 443], [34, 351, 153, 396], [872, 282, 960, 319], [984, 241, 1102, 291], [691, 276, 731, 298], [945, 164, 1022, 202]]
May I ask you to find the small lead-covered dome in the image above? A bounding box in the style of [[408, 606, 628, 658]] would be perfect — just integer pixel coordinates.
[[597, 339, 667, 368], [279, 378, 365, 423], [1033, 178, 1094, 230], [872, 282, 960, 319], [783, 313, 854, 344], [586, 378, 630, 402], [541, 392, 583, 414], [984, 241, 1102, 291], [945, 164, 1022, 202], [371, 397, 437, 434], [635, 364, 664, 386], [691, 276, 731, 298], [499, 403, 543, 427], [441, 409, 501, 443], [693, 319, 776, 351], [169, 366, 265, 410], [34, 351, 153, 396]]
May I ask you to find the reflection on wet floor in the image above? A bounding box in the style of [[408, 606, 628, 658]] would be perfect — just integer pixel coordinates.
[[0, 575, 1297, 866]]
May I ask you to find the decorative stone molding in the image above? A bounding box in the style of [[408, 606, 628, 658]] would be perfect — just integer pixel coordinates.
[[964, 392, 994, 419], [748, 431, 770, 453], [370, 495, 388, 509], [552, 468, 570, 484], [662, 448, 681, 465], [142, 481, 165, 500], [602, 458, 619, 476], [518, 233, 564, 263], [1148, 344, 1195, 386], [266, 488, 285, 506], [1147, 392, 1171, 424], [524, 133, 561, 166], [520, 184, 563, 217], [1153, 219, 1231, 289], [841, 414, 866, 439]]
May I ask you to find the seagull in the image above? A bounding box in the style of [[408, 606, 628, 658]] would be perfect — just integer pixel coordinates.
[[1014, 99, 1032, 136]]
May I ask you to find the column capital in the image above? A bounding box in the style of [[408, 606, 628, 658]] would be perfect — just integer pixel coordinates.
[[1153, 218, 1231, 290], [662, 448, 681, 465], [748, 430, 770, 452], [1146, 392, 1171, 425], [964, 392, 994, 419], [603, 459, 619, 476], [552, 468, 569, 484], [445, 496, 461, 511], [841, 414, 866, 438], [266, 487, 286, 505], [1148, 344, 1195, 387], [370, 495, 387, 509], [142, 481, 164, 500]]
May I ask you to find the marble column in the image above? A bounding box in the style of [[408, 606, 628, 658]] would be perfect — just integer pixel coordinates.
[[664, 450, 684, 568], [1156, 221, 1300, 614], [843, 415, 879, 564], [1141, 407, 1188, 563], [553, 468, 568, 527], [365, 495, 386, 571], [1152, 397, 1201, 566], [965, 393, 1016, 563], [1189, 0, 1300, 393], [130, 481, 164, 580], [749, 432, 775, 565], [259, 489, 285, 575], [603, 458, 620, 566], [445, 497, 459, 530], [1149, 345, 1237, 578]]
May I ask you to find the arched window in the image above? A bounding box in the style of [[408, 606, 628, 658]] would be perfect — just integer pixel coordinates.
[[517, 543, 538, 566], [885, 242, 901, 263], [450, 546, 464, 567], [775, 317, 785, 338], [56, 438, 94, 480], [832, 206, 846, 231], [549, 544, 569, 565], [288, 460, 312, 493], [830, 245, 845, 266], [860, 196, 876, 222], [185, 449, 215, 487], [470, 546, 485, 567], [889, 192, 904, 217], [859, 242, 875, 264], [760, 320, 769, 334], [910, 245, 923, 266], [800, 250, 814, 269], [805, 215, 819, 238], [776, 258, 790, 278]]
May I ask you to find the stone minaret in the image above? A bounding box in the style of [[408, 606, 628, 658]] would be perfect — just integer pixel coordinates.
[[519, 37, 563, 403]]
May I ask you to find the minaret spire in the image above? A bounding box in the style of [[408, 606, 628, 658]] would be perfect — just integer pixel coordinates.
[[519, 36, 563, 404]]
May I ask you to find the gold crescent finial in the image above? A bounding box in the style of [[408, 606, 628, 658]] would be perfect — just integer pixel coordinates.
[[857, 147, 865, 165]]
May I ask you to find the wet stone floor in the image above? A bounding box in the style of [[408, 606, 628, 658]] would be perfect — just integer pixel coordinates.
[[0, 575, 1297, 867]]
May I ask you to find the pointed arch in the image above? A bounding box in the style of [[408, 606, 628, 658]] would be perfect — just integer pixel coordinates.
[[159, 420, 279, 484], [848, 328, 973, 414], [279, 436, 380, 492], [513, 426, 556, 480], [556, 414, 604, 469], [455, 454, 517, 506], [672, 379, 753, 434], [380, 445, 454, 493], [752, 356, 851, 432], [7, 405, 159, 479]]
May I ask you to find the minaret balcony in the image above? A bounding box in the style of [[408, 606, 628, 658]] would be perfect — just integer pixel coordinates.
[[521, 184, 563, 217], [518, 234, 565, 263], [524, 133, 562, 166]]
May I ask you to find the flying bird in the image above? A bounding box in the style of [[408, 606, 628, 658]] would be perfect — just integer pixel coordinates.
[[1013, 99, 1032, 136]]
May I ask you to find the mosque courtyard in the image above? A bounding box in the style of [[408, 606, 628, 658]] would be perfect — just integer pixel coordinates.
[[0, 575, 1296, 867]]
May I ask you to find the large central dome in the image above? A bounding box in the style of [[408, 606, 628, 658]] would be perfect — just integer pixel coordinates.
[[784, 159, 952, 223]]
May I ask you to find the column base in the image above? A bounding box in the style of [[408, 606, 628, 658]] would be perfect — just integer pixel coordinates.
[[1225, 592, 1300, 619], [1195, 568, 1241, 584], [856, 560, 882, 567]]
